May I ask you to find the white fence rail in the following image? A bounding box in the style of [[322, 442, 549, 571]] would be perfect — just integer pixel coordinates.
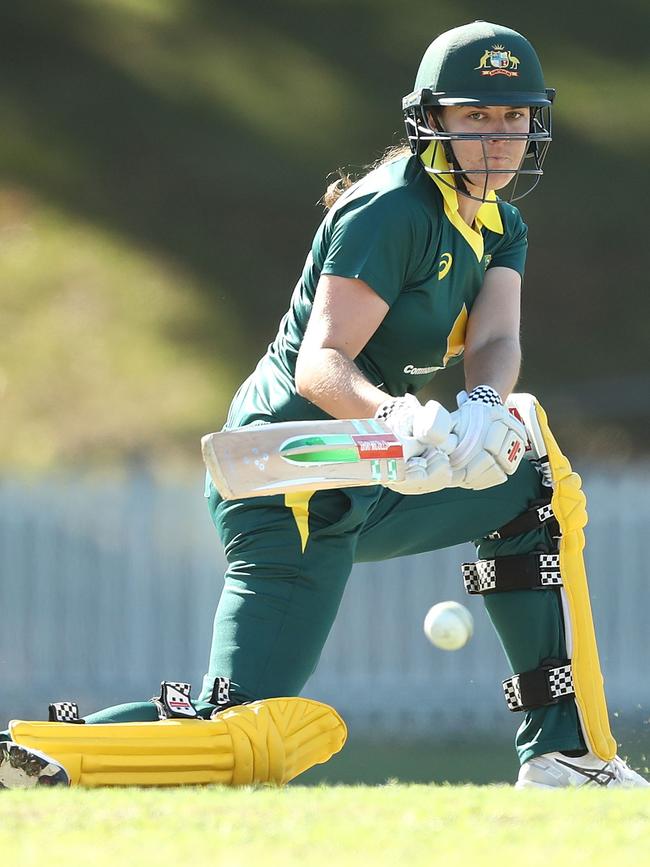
[[1, 469, 649, 738]]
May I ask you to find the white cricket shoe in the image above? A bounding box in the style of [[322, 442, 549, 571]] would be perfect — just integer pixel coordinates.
[[0, 741, 69, 789], [516, 751, 650, 789]]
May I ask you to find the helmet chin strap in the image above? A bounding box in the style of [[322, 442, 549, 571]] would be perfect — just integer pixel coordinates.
[[427, 110, 491, 202], [433, 122, 472, 196], [443, 144, 474, 197]]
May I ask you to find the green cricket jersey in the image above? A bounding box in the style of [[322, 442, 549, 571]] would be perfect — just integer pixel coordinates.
[[225, 143, 527, 428]]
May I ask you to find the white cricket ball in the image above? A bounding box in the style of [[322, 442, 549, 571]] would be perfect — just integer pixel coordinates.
[[423, 601, 474, 651]]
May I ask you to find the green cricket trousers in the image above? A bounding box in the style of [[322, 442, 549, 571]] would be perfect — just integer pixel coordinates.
[[72, 459, 585, 764], [196, 458, 584, 763]]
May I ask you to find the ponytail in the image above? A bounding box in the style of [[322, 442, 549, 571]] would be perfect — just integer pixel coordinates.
[[320, 143, 412, 210]]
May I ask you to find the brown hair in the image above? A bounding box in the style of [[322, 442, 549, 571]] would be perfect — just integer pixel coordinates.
[[321, 143, 412, 209]]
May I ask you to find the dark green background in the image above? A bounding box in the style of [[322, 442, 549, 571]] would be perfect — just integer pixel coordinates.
[[2, 1, 648, 467]]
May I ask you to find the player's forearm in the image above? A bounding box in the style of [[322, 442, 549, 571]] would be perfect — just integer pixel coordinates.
[[295, 347, 386, 418], [464, 336, 521, 401]]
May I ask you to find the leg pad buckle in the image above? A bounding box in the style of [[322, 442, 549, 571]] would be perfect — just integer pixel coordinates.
[[48, 702, 85, 724], [503, 659, 575, 712], [462, 553, 562, 595], [151, 682, 199, 720]]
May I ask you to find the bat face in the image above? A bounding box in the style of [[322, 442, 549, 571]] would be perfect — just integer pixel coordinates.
[[202, 419, 406, 499]]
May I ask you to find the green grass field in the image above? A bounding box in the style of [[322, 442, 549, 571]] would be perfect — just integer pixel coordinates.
[[2, 785, 650, 866]]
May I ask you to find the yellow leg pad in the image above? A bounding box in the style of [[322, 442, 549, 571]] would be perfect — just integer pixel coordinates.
[[8, 697, 347, 787], [534, 400, 616, 761]]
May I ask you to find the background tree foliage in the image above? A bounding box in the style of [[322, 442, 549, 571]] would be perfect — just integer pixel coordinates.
[[1, 0, 648, 471]]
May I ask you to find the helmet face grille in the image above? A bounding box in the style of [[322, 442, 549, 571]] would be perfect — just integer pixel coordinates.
[[402, 103, 553, 204]]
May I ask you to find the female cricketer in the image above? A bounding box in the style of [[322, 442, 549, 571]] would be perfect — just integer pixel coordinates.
[[2, 21, 647, 790]]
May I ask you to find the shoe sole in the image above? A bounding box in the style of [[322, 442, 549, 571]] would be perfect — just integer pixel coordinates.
[[0, 742, 70, 789]]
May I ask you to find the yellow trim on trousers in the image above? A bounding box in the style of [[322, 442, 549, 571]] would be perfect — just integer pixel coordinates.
[[285, 492, 313, 553]]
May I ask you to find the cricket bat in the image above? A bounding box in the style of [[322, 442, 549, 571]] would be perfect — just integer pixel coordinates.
[[201, 418, 406, 499]]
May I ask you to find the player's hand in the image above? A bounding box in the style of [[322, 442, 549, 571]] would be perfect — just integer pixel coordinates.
[[375, 393, 456, 461], [374, 393, 456, 495], [385, 446, 453, 495], [447, 386, 527, 490]]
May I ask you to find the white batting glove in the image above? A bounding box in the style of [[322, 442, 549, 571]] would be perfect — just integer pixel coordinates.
[[375, 394, 456, 495], [448, 386, 527, 491], [385, 446, 454, 495]]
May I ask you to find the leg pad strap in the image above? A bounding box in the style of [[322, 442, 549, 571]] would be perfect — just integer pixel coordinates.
[[463, 553, 563, 595], [486, 499, 559, 541], [49, 703, 85, 724], [151, 682, 199, 720], [503, 660, 575, 712]]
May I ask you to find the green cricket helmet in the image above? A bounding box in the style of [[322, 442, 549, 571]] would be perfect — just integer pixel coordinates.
[[402, 21, 555, 202]]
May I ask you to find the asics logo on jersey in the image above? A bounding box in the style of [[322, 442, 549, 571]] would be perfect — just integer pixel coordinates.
[[438, 252, 453, 280]]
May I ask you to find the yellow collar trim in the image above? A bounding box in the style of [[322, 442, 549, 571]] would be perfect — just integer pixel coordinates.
[[420, 142, 503, 261]]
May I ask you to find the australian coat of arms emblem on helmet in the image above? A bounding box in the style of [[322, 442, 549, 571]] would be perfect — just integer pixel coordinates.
[[475, 45, 520, 77]]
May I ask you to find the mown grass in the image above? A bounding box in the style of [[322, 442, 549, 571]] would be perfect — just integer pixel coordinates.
[[2, 784, 650, 867]]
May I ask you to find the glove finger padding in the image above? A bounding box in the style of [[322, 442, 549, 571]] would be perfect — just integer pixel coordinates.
[[447, 402, 487, 469], [399, 434, 429, 462], [376, 395, 454, 458], [387, 448, 452, 495], [455, 451, 508, 490], [374, 394, 457, 494], [411, 400, 455, 451]]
